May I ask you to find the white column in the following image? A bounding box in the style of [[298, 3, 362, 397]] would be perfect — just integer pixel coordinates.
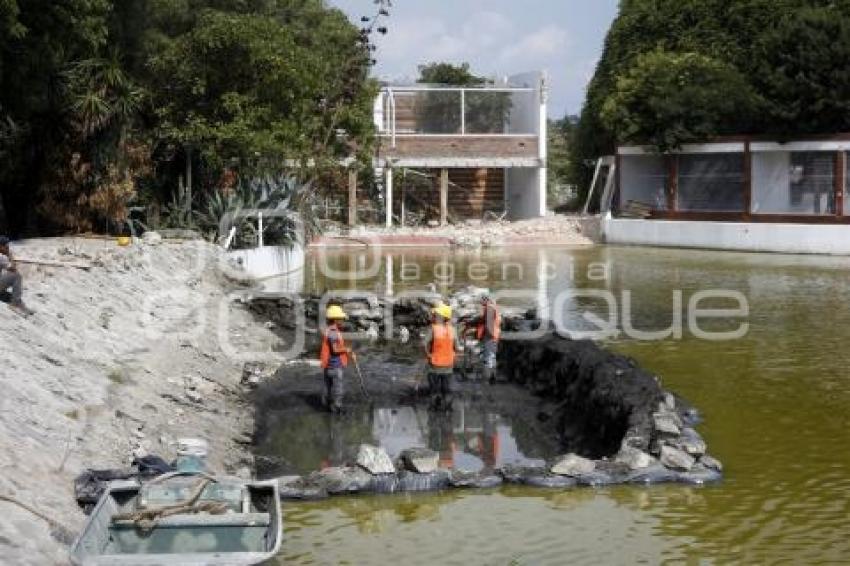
[[258, 212, 264, 248], [385, 167, 393, 227], [538, 73, 549, 217]]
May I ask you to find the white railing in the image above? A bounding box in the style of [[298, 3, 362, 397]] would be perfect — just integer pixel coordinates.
[[380, 86, 540, 148]]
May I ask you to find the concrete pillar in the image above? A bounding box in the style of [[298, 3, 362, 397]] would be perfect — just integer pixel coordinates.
[[440, 168, 449, 226], [348, 169, 358, 227], [385, 168, 393, 228]]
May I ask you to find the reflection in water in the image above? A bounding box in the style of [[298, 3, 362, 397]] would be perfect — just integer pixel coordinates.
[[262, 399, 545, 476], [275, 245, 850, 564]]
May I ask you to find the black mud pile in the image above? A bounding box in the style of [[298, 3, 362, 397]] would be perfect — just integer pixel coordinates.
[[500, 335, 661, 458]]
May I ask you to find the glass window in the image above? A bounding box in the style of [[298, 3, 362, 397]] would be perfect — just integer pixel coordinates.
[[619, 155, 667, 213], [752, 151, 834, 215], [845, 152, 850, 216], [677, 153, 745, 212]]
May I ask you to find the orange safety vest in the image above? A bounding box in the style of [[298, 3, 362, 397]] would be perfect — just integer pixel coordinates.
[[476, 303, 501, 342], [320, 326, 349, 369], [430, 323, 456, 368]]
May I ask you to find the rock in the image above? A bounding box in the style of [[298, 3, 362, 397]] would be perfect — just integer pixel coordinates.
[[616, 446, 654, 471], [314, 466, 374, 494], [356, 444, 395, 475], [400, 448, 439, 474], [142, 231, 163, 245], [276, 476, 329, 501], [626, 463, 680, 485], [449, 470, 503, 489], [699, 454, 724, 472], [663, 392, 676, 411], [550, 453, 596, 477], [185, 389, 203, 404], [676, 464, 723, 485], [653, 411, 682, 436], [670, 428, 707, 457], [396, 470, 450, 492], [660, 445, 695, 472]]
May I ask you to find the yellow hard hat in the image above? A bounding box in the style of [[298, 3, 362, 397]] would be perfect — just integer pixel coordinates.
[[326, 305, 348, 320], [432, 303, 452, 320]]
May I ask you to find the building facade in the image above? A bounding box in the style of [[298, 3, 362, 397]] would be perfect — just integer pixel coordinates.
[[371, 72, 549, 226], [585, 137, 850, 254]]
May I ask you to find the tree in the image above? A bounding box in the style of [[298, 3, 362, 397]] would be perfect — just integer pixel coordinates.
[[0, 0, 113, 234], [0, 0, 385, 235], [600, 50, 757, 152], [568, 0, 846, 200], [548, 115, 578, 206], [752, 6, 850, 135]]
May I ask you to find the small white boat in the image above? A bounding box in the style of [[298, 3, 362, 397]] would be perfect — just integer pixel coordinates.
[[69, 472, 282, 565], [220, 210, 306, 283]]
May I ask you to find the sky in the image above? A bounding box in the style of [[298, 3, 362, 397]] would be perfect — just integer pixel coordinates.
[[329, 0, 620, 119]]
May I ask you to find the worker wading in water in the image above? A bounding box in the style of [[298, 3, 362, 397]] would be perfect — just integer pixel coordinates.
[[476, 294, 501, 384], [320, 305, 353, 413], [426, 303, 462, 410]]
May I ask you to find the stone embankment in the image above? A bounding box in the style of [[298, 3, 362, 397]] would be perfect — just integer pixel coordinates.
[[0, 236, 277, 565], [315, 215, 593, 249]]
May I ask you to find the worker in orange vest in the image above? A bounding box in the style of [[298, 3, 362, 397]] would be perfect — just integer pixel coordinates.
[[320, 305, 352, 413], [476, 294, 501, 384], [426, 303, 461, 410]]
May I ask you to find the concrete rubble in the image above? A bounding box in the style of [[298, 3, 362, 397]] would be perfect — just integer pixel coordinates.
[[325, 215, 593, 249]]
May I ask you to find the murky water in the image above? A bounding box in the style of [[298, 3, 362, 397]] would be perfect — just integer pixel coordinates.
[[270, 245, 850, 564], [260, 399, 546, 477]]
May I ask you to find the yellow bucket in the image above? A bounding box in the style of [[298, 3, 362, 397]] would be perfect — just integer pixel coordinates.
[[117, 236, 132, 247]]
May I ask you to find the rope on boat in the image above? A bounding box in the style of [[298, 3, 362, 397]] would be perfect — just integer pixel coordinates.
[[111, 477, 229, 533]]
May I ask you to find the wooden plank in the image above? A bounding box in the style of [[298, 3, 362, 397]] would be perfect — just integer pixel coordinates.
[[16, 258, 93, 270], [379, 136, 539, 160], [651, 210, 850, 224]]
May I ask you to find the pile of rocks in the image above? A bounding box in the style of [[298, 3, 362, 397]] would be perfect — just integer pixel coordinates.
[[274, 435, 722, 502], [248, 286, 533, 343]]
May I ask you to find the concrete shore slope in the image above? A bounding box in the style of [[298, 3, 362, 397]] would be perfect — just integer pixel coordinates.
[[0, 237, 276, 565]]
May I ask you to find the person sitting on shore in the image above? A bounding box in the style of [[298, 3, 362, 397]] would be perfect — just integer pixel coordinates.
[[0, 236, 33, 316]]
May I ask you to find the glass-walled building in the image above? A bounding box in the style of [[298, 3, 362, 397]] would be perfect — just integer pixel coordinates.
[[614, 140, 847, 220], [587, 138, 850, 255]]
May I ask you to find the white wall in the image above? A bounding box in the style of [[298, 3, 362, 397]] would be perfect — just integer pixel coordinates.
[[603, 217, 850, 255], [506, 168, 545, 219]]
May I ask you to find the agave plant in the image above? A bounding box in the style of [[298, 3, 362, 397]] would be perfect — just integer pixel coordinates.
[[199, 174, 313, 249]]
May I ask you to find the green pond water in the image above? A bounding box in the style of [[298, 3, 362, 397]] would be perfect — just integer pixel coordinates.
[[271, 245, 850, 565]]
